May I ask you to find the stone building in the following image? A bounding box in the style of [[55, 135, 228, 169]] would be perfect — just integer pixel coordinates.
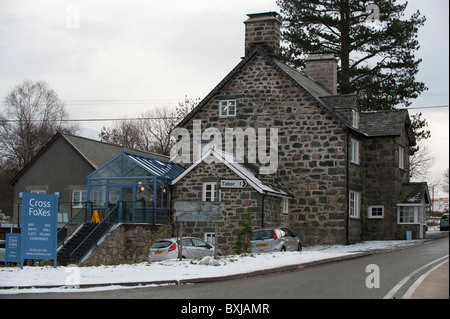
[[171, 12, 430, 252]]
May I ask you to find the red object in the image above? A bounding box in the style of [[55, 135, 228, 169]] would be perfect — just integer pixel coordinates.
[[168, 243, 177, 252]]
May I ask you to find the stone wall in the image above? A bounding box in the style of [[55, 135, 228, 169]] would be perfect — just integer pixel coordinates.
[[173, 157, 285, 255], [361, 132, 411, 240], [178, 53, 350, 247], [84, 224, 172, 265]]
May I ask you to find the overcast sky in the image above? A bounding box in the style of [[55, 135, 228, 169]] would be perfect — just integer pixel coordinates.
[[0, 0, 448, 197]]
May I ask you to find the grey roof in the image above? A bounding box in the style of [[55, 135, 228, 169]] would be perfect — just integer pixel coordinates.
[[61, 133, 168, 169], [10, 132, 169, 185], [174, 47, 414, 144], [274, 61, 332, 98], [176, 47, 351, 131], [360, 110, 415, 144], [320, 95, 359, 110], [397, 183, 431, 205]]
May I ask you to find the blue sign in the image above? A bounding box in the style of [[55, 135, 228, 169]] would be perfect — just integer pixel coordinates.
[[5, 233, 20, 264], [20, 193, 58, 268]]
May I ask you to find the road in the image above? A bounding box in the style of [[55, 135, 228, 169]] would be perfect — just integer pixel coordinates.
[[2, 236, 448, 300]]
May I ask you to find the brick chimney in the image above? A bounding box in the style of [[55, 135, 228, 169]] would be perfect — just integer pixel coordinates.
[[244, 12, 281, 57], [305, 54, 338, 95]]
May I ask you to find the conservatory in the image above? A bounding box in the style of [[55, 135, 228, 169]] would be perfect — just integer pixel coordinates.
[[87, 151, 184, 225]]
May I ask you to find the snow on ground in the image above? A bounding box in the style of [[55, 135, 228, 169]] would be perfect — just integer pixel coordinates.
[[0, 238, 425, 294]]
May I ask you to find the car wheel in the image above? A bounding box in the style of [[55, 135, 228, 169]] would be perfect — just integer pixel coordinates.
[[281, 246, 286, 252], [297, 243, 302, 252]]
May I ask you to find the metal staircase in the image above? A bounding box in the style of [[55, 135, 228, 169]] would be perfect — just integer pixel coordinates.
[[57, 204, 119, 265]]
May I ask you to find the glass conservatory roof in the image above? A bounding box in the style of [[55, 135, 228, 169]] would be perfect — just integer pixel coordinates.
[[88, 151, 185, 180]]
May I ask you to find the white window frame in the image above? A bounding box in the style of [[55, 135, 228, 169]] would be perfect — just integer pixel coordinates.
[[399, 146, 405, 170], [72, 190, 87, 208], [204, 232, 216, 246], [351, 138, 360, 164], [349, 191, 360, 219], [352, 111, 360, 129], [282, 198, 289, 215], [368, 206, 384, 219], [30, 190, 46, 194], [202, 182, 217, 202], [397, 206, 417, 224], [219, 100, 237, 118]]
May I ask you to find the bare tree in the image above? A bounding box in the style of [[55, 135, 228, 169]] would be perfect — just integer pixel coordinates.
[[443, 169, 449, 194], [100, 96, 199, 156], [100, 117, 144, 150], [0, 79, 78, 170], [409, 142, 436, 181]]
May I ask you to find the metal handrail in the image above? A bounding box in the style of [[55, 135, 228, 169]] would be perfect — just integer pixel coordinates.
[[57, 202, 93, 248], [69, 204, 119, 264]]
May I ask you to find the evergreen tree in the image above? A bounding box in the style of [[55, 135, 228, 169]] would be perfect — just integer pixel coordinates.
[[277, 0, 427, 110], [235, 209, 253, 254]]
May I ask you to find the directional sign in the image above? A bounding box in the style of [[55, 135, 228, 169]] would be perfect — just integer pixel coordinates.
[[5, 233, 20, 264], [220, 180, 248, 189], [175, 202, 225, 222]]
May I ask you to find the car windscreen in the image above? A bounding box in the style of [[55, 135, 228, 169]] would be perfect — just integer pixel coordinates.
[[251, 230, 274, 241], [151, 240, 173, 249]]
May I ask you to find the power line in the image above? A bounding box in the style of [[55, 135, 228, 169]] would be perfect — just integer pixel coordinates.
[[2, 106, 447, 124], [403, 105, 449, 110], [64, 99, 181, 106], [1, 116, 183, 123]]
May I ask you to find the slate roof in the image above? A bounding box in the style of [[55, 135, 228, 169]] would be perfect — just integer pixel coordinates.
[[62, 133, 168, 169], [175, 47, 414, 144], [10, 132, 169, 185], [359, 110, 415, 144], [397, 183, 431, 205], [175, 47, 352, 131]]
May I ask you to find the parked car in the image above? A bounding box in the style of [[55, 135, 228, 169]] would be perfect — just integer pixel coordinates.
[[440, 213, 449, 231], [251, 227, 302, 253], [149, 237, 221, 262], [0, 240, 5, 263]]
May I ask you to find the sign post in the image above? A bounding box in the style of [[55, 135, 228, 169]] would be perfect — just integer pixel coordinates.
[[20, 193, 58, 269], [174, 202, 225, 260]]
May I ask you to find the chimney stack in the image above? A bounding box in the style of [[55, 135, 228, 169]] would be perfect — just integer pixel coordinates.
[[244, 12, 281, 57], [305, 54, 338, 95]]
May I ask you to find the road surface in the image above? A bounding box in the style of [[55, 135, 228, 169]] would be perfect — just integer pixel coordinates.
[[2, 236, 448, 300]]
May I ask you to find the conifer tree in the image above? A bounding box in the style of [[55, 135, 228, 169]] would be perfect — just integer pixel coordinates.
[[277, 0, 427, 110]]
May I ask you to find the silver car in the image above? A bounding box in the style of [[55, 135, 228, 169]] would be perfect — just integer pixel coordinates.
[[251, 227, 302, 253], [149, 237, 221, 262]]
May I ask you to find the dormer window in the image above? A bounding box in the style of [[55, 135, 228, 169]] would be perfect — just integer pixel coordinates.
[[220, 100, 236, 118], [352, 110, 359, 129]]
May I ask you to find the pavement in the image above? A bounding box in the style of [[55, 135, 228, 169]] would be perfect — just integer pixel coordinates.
[[411, 260, 449, 299]]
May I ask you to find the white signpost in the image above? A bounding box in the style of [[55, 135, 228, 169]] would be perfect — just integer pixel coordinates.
[[174, 201, 225, 260]]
